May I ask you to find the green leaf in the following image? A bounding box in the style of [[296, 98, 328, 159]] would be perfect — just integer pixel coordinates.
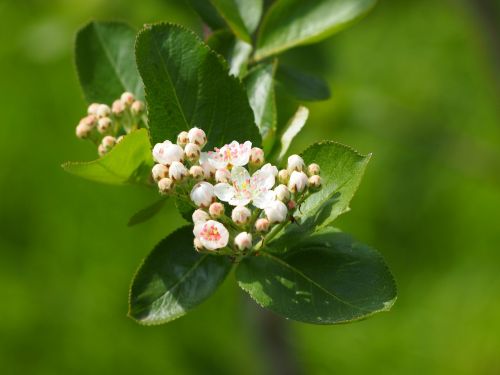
[[236, 229, 396, 324], [210, 0, 263, 42], [276, 105, 309, 161], [276, 65, 331, 101], [128, 198, 167, 227], [185, 0, 227, 30], [136, 23, 261, 148], [244, 62, 277, 142], [75, 21, 143, 104], [129, 226, 232, 325], [207, 30, 252, 76], [255, 0, 377, 60], [62, 129, 152, 185]]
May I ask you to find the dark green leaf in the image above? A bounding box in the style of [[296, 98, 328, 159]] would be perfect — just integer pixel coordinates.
[[244, 62, 277, 142], [62, 129, 152, 185], [129, 226, 232, 325], [236, 229, 396, 324], [210, 0, 263, 42], [75, 21, 143, 104], [276, 65, 331, 101], [128, 198, 167, 227], [136, 23, 261, 148], [255, 0, 377, 60], [185, 0, 227, 30]]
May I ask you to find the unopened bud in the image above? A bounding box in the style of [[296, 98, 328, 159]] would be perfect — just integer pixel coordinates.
[[278, 169, 289, 184], [231, 205, 251, 225], [98, 144, 107, 157], [190, 181, 215, 208], [189, 165, 204, 180], [131, 100, 144, 115], [209, 202, 225, 218], [192, 209, 210, 224], [158, 177, 174, 195], [287, 200, 296, 210], [188, 127, 207, 147], [97, 117, 112, 133], [80, 114, 97, 128], [308, 163, 320, 176], [185, 143, 201, 162], [168, 161, 188, 181], [152, 163, 169, 182], [287, 154, 305, 172], [112, 100, 125, 116], [274, 184, 290, 202], [76, 123, 92, 139], [234, 232, 252, 251], [194, 238, 204, 252], [87, 103, 99, 116], [308, 175, 322, 189], [177, 131, 189, 146], [96, 104, 111, 118], [265, 200, 288, 223], [250, 147, 264, 166], [255, 218, 270, 232], [215, 168, 231, 183], [101, 135, 116, 152], [288, 171, 308, 193], [120, 92, 134, 106]]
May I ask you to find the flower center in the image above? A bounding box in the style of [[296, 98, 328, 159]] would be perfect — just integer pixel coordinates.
[[202, 225, 221, 241]]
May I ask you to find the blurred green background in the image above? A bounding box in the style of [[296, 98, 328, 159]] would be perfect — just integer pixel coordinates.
[[1, 0, 499, 374]]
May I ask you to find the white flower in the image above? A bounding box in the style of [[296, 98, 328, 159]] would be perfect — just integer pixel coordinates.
[[184, 143, 201, 162], [190, 181, 215, 208], [152, 140, 184, 165], [96, 104, 111, 118], [199, 152, 216, 178], [288, 171, 308, 193], [209, 202, 225, 218], [231, 205, 251, 225], [152, 163, 169, 182], [214, 165, 276, 208], [264, 200, 288, 223], [250, 147, 264, 166], [274, 184, 290, 202], [261, 163, 278, 177], [192, 209, 210, 224], [204, 141, 252, 169], [188, 127, 207, 147], [234, 232, 252, 251], [189, 165, 204, 180], [193, 220, 229, 250], [287, 154, 305, 172], [255, 218, 269, 232], [168, 161, 188, 181], [215, 168, 231, 183]]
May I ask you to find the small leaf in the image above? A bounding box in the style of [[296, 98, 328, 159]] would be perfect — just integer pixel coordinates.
[[185, 0, 227, 30], [207, 30, 253, 77], [236, 229, 396, 324], [276, 105, 309, 161], [255, 0, 377, 60], [210, 0, 263, 42], [62, 129, 152, 185], [129, 226, 232, 325], [136, 23, 261, 148], [128, 198, 167, 227], [244, 62, 277, 142], [75, 21, 143, 104], [276, 65, 331, 101]]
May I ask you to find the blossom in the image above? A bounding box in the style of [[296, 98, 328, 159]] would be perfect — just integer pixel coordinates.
[[209, 202, 225, 218], [274, 184, 291, 202], [231, 206, 251, 225], [169, 161, 188, 181], [153, 140, 184, 166], [158, 178, 173, 195], [214, 165, 276, 208], [309, 175, 322, 188], [261, 163, 278, 177], [199, 152, 216, 179], [204, 141, 252, 169], [190, 181, 215, 207], [121, 92, 134, 106], [250, 147, 264, 166], [185, 143, 201, 162], [308, 163, 320, 176], [264, 200, 288, 223], [189, 165, 204, 180], [188, 127, 207, 147], [193, 220, 229, 250], [288, 171, 308, 193], [234, 232, 252, 250], [192, 209, 210, 224], [215, 168, 231, 183], [287, 154, 305, 172], [255, 218, 270, 232], [97, 117, 112, 133], [152, 164, 169, 182], [177, 131, 189, 146]]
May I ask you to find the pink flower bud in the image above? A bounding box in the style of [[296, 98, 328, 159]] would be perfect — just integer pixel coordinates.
[[184, 143, 201, 162], [274, 184, 290, 202], [152, 163, 169, 182], [308, 163, 320, 176], [287, 200, 296, 210], [158, 177, 173, 195], [97, 117, 112, 133], [308, 175, 322, 189], [189, 165, 204, 180], [131, 100, 144, 115], [101, 135, 116, 152], [278, 169, 289, 184], [87, 103, 100, 116], [250, 147, 264, 166], [188, 127, 207, 147], [168, 161, 188, 181], [96, 104, 111, 118], [177, 131, 189, 146], [288, 171, 308, 193], [190, 181, 215, 208], [120, 92, 134, 106], [215, 168, 231, 183], [192, 209, 210, 224], [80, 114, 97, 128], [234, 232, 252, 251], [231, 205, 251, 225], [75, 123, 91, 139], [264, 200, 288, 223], [209, 202, 225, 218], [255, 218, 270, 232], [98, 144, 107, 157], [287, 154, 305, 172], [112, 100, 125, 116], [152, 141, 184, 165]]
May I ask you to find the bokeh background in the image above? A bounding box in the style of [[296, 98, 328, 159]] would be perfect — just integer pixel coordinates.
[[1, 0, 499, 374]]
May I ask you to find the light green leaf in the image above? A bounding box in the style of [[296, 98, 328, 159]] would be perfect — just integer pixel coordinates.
[[62, 129, 152, 185], [276, 65, 331, 101], [207, 30, 253, 77], [128, 198, 167, 227], [129, 226, 232, 325], [236, 229, 396, 324], [210, 0, 263, 42], [75, 21, 143, 104], [185, 0, 227, 30], [277, 105, 309, 161], [255, 0, 377, 60], [244, 62, 277, 143], [136, 23, 261, 148]]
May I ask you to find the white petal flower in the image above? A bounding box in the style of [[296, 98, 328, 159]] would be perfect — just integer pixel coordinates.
[[287, 154, 305, 172], [193, 220, 229, 250], [190, 181, 215, 207], [215, 168, 231, 183], [152, 140, 185, 165], [260, 163, 278, 177], [264, 200, 288, 223], [274, 184, 290, 202], [205, 141, 252, 169], [231, 205, 251, 225], [199, 152, 216, 178], [288, 171, 308, 193], [234, 232, 252, 250], [168, 161, 188, 181], [188, 127, 207, 147]]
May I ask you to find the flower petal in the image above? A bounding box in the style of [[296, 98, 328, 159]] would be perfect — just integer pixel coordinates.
[[251, 169, 275, 191], [231, 141, 252, 166], [231, 166, 251, 188], [214, 183, 235, 202], [229, 195, 251, 207], [252, 190, 276, 209]]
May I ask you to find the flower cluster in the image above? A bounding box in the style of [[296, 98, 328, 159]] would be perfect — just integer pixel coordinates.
[[151, 128, 322, 257], [75, 91, 146, 156]]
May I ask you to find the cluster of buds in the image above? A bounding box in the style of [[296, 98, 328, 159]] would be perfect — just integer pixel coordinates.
[[151, 129, 322, 257], [75, 91, 146, 156]]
